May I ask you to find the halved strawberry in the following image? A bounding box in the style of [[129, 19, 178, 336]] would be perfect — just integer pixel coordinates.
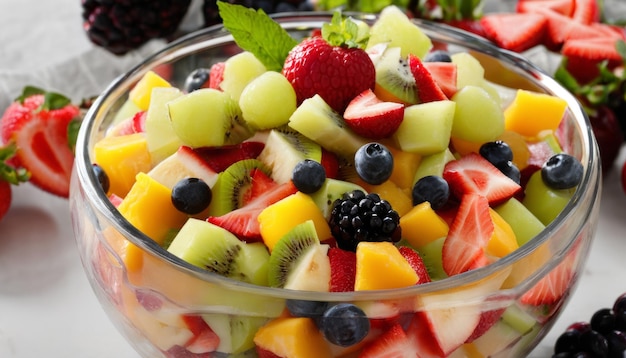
[[571, 0, 600, 24], [443, 153, 522, 205], [407, 54, 448, 103], [208, 61, 225, 90], [442, 193, 494, 276], [423, 62, 458, 99], [480, 12, 548, 53], [0, 87, 81, 197], [398, 246, 431, 284], [207, 181, 298, 242], [193, 141, 265, 173], [343, 89, 405, 139], [0, 143, 30, 221], [516, 0, 575, 17], [561, 36, 624, 84], [328, 247, 356, 292], [320, 148, 340, 179], [358, 324, 416, 358], [465, 307, 506, 343], [180, 314, 220, 354], [520, 244, 578, 305], [244, 168, 277, 205]]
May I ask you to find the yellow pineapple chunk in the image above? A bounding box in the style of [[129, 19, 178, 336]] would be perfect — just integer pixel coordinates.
[[355, 241, 418, 290], [258, 192, 332, 252], [399, 201, 449, 249], [486, 208, 519, 258], [94, 132, 152, 197], [128, 70, 172, 110], [253, 317, 333, 358], [504, 89, 568, 138]]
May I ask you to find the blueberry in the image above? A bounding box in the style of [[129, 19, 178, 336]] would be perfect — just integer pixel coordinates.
[[318, 303, 370, 347], [286, 299, 329, 318], [292, 159, 326, 194], [171, 178, 212, 215], [424, 50, 452, 63], [541, 153, 584, 190], [92, 163, 110, 193], [411, 175, 449, 210], [355, 142, 393, 185], [183, 68, 210, 92], [496, 161, 521, 185], [479, 140, 513, 166]]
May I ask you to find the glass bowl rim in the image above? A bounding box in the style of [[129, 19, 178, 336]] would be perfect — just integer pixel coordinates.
[[73, 12, 601, 301]]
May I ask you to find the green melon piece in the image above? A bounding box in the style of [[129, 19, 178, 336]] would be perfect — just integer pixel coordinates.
[[416, 236, 448, 281], [309, 178, 366, 218], [451, 85, 505, 143], [413, 148, 456, 183], [522, 171, 575, 226], [394, 100, 456, 155], [367, 5, 432, 59], [493, 198, 545, 246], [202, 314, 269, 354], [144, 87, 183, 165]]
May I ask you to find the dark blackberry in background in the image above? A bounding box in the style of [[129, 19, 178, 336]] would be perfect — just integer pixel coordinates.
[[202, 0, 314, 27], [82, 0, 192, 55]]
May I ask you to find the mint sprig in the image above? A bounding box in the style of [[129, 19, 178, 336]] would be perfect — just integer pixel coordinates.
[[217, 1, 298, 72]]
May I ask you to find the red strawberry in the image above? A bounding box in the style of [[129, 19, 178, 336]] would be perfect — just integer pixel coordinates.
[[209, 61, 225, 90], [407, 54, 448, 103], [255, 347, 282, 358], [0, 87, 80, 197], [193, 141, 265, 173], [571, 0, 600, 24], [320, 148, 340, 179], [423, 62, 458, 98], [398, 246, 431, 284], [0, 143, 30, 221], [0, 180, 11, 222], [328, 247, 356, 292], [442, 193, 494, 276], [447, 19, 487, 38], [562, 36, 624, 63], [282, 16, 375, 113], [358, 324, 416, 357], [443, 153, 522, 205], [244, 168, 277, 205], [516, 0, 575, 16], [465, 307, 506, 343], [343, 89, 404, 139], [207, 181, 297, 241], [520, 244, 578, 305], [480, 13, 548, 53]]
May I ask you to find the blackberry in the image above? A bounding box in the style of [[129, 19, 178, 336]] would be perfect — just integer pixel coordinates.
[[202, 0, 313, 27], [82, 0, 192, 55], [329, 190, 401, 252]]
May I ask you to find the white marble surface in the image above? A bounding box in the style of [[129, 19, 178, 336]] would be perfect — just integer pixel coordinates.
[[1, 0, 625, 357]]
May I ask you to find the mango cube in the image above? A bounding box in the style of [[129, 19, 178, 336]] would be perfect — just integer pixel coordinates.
[[253, 317, 333, 358], [399, 201, 449, 249], [504, 89, 568, 138], [129, 70, 172, 110], [355, 241, 419, 290]]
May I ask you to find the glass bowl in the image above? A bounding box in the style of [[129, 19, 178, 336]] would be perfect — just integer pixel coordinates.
[[70, 12, 602, 358]]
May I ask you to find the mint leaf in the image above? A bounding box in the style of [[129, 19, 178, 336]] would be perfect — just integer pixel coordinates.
[[218, 1, 298, 72]]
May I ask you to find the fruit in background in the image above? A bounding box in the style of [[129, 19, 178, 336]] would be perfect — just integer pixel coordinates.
[[167, 219, 270, 286], [0, 143, 30, 221], [168, 88, 252, 148], [451, 85, 505, 143], [480, 12, 548, 53], [266, 220, 331, 291], [220, 51, 267, 102], [239, 71, 297, 130], [0, 87, 80, 197], [143, 87, 183, 164], [354, 241, 419, 290], [393, 100, 455, 155], [282, 13, 376, 113], [342, 89, 405, 139], [367, 5, 433, 59]]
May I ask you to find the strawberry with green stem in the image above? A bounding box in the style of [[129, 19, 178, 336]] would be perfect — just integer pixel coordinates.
[[412, 0, 486, 37], [0, 143, 31, 222]]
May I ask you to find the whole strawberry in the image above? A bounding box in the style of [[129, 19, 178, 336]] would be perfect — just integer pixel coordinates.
[[0, 87, 81, 198], [282, 13, 376, 113], [0, 143, 30, 222]]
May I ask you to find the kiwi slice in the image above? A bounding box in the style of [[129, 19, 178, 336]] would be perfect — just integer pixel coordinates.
[[416, 236, 448, 281], [310, 178, 366, 218], [167, 219, 270, 285], [202, 314, 269, 354], [267, 220, 330, 291], [375, 47, 417, 105], [208, 159, 270, 217], [257, 126, 321, 184]]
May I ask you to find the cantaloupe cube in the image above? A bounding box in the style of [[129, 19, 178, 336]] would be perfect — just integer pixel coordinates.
[[94, 132, 152, 197], [504, 89, 568, 138], [258, 192, 331, 252], [399, 201, 449, 249], [128, 70, 172, 110], [388, 146, 421, 192], [486, 208, 519, 258], [253, 317, 333, 358], [355, 179, 413, 216], [355, 241, 419, 290]]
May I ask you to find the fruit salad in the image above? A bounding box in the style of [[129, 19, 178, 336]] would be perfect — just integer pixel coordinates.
[[71, 3, 601, 357]]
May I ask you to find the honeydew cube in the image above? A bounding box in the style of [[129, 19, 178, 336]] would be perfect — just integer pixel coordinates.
[[220, 51, 267, 102], [522, 171, 575, 225], [367, 5, 432, 59], [93, 132, 152, 198], [413, 148, 456, 182], [240, 71, 297, 130], [355, 241, 419, 290], [144, 87, 183, 165], [128, 70, 172, 110], [394, 100, 456, 155], [400, 201, 449, 249], [504, 89, 568, 138], [451, 52, 485, 89], [493, 198, 545, 246], [451, 85, 505, 143]]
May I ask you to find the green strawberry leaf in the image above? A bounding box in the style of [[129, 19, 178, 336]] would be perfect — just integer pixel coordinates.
[[67, 118, 82, 154], [0, 143, 30, 185], [16, 86, 45, 103], [218, 1, 298, 72], [15, 86, 71, 111]]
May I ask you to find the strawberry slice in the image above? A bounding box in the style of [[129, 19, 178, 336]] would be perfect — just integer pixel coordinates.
[[443, 153, 522, 205], [407, 54, 448, 103], [521, 244, 578, 305], [328, 247, 356, 292], [208, 61, 225, 90], [193, 141, 265, 173], [244, 168, 276, 205], [358, 324, 416, 357], [343, 89, 405, 139], [207, 181, 297, 242], [480, 13, 548, 53], [562, 36, 624, 62], [423, 62, 458, 99], [320, 148, 339, 179], [398, 246, 431, 284], [571, 0, 600, 24], [516, 0, 575, 17], [442, 193, 494, 276], [0, 87, 80, 197]]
